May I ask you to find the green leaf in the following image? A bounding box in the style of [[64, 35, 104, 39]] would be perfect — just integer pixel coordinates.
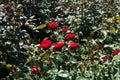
[[76, 77, 89, 80], [58, 73, 69, 78], [56, 54, 63, 62], [58, 70, 69, 78], [43, 64, 48, 70], [40, 78, 45, 80], [110, 27, 117, 33], [113, 55, 120, 61]]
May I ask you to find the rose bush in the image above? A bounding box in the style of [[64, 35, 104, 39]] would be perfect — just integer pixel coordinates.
[[0, 0, 120, 80]]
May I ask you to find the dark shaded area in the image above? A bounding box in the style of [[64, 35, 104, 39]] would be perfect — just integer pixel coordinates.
[[20, 24, 51, 42], [0, 64, 10, 79]]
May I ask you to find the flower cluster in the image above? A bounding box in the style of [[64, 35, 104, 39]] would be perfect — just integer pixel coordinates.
[[38, 21, 80, 51]]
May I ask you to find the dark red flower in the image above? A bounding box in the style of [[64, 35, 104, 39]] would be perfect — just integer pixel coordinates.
[[48, 59, 53, 63], [89, 56, 94, 62], [62, 27, 68, 33], [48, 21, 58, 30], [31, 66, 39, 75], [24, 42, 30, 46], [12, 66, 18, 73], [69, 42, 80, 50], [111, 50, 120, 57], [101, 55, 109, 61], [65, 33, 76, 41], [54, 42, 64, 51], [39, 39, 52, 50]]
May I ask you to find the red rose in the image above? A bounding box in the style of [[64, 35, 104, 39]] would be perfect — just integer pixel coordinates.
[[54, 42, 64, 51], [111, 50, 120, 57], [39, 39, 52, 50], [62, 27, 68, 33], [65, 33, 76, 41], [31, 66, 39, 75], [48, 21, 58, 30], [69, 42, 80, 50], [101, 55, 109, 61]]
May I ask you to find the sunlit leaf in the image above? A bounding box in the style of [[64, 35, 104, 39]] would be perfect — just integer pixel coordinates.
[[26, 57, 32, 62], [58, 73, 69, 78], [110, 27, 117, 33], [6, 64, 12, 69], [116, 17, 120, 24], [39, 52, 45, 57], [30, 15, 35, 19], [37, 24, 46, 29], [112, 17, 120, 24], [106, 18, 113, 23], [116, 19, 120, 24]]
